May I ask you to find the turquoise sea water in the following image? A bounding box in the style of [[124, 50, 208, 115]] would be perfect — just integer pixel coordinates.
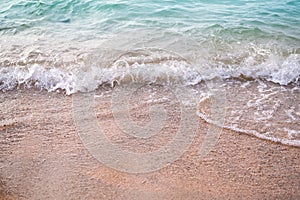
[[0, 1, 299, 146], [1, 0, 300, 39], [0, 0, 300, 92]]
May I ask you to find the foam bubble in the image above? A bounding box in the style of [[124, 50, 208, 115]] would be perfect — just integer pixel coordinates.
[[0, 47, 299, 94], [196, 80, 300, 148]]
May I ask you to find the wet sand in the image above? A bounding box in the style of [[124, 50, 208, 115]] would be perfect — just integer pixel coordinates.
[[0, 88, 299, 199]]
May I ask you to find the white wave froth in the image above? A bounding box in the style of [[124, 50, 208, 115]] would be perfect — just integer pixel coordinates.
[[0, 48, 299, 95]]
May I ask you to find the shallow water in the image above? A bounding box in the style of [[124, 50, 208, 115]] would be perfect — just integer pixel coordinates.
[[0, 0, 299, 147], [0, 0, 299, 92]]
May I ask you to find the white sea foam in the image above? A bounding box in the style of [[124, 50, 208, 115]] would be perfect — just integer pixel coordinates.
[[0, 45, 299, 94], [196, 79, 300, 148], [197, 110, 300, 147], [1, 48, 299, 148]]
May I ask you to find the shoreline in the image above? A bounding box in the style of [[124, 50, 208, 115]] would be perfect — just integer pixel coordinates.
[[0, 88, 299, 199]]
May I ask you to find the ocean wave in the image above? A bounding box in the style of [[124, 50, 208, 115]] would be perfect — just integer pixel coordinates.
[[196, 79, 300, 148], [0, 47, 299, 95], [197, 111, 300, 147]]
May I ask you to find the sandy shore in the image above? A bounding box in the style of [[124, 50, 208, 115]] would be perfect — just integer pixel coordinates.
[[0, 87, 299, 199]]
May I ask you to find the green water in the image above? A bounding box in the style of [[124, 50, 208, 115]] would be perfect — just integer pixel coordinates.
[[0, 0, 299, 148], [0, 0, 299, 92], [1, 0, 299, 41]]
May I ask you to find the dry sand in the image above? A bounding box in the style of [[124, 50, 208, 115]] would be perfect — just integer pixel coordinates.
[[0, 87, 299, 199]]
